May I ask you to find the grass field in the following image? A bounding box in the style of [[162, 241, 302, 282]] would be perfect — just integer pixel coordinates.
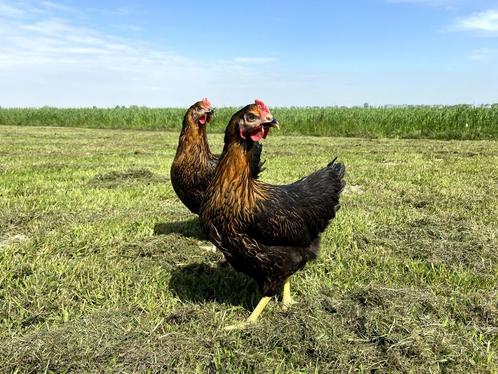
[[1, 125, 497, 372], [1, 104, 498, 139]]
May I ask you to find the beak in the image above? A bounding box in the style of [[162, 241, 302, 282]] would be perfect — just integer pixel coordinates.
[[263, 118, 279, 130]]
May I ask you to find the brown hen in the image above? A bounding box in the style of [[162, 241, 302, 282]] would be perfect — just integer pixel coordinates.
[[171, 98, 265, 214]]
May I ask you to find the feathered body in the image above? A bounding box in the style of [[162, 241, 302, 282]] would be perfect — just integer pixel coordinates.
[[200, 103, 346, 297], [171, 99, 264, 214], [171, 106, 218, 214]]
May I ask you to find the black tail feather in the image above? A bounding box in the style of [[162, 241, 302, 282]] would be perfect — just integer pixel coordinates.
[[328, 157, 346, 182], [327, 157, 346, 212]]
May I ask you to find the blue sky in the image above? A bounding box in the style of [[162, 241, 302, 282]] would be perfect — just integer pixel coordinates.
[[0, 0, 497, 107]]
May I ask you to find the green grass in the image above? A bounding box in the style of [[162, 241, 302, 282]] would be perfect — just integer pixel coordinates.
[[1, 104, 498, 139], [1, 126, 497, 372]]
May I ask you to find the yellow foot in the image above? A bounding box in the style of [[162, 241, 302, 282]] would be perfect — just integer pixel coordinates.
[[223, 296, 272, 331], [223, 320, 255, 331], [282, 278, 297, 310]]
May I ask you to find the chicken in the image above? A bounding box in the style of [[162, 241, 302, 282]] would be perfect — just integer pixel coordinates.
[[171, 98, 265, 214], [199, 99, 346, 328]]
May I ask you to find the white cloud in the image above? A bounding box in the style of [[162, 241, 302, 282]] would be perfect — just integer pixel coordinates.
[[0, 0, 24, 17], [85, 6, 134, 16], [233, 57, 277, 64], [0, 1, 280, 106], [468, 48, 496, 61], [40, 1, 74, 12], [456, 9, 498, 32]]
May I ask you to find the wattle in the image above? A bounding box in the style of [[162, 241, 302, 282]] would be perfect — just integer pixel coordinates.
[[249, 127, 264, 142], [240, 126, 268, 142]]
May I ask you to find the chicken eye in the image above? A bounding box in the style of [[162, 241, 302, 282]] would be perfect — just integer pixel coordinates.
[[246, 113, 257, 122]]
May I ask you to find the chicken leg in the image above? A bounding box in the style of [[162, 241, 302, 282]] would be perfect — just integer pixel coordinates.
[[282, 278, 297, 310], [224, 296, 272, 330]]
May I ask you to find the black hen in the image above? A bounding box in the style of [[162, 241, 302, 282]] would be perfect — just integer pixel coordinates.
[[199, 99, 345, 328]]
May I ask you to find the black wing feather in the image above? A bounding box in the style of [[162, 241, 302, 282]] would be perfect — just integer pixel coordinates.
[[249, 158, 345, 247]]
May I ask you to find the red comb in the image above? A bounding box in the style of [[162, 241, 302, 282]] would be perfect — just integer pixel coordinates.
[[202, 97, 212, 109], [255, 99, 270, 117]]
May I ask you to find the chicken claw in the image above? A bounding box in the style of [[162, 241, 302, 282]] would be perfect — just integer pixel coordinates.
[[282, 278, 297, 310], [224, 296, 272, 330]]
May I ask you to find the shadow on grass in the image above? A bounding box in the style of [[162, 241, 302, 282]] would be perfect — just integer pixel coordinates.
[[153, 217, 207, 241], [169, 262, 258, 309], [89, 168, 167, 188]]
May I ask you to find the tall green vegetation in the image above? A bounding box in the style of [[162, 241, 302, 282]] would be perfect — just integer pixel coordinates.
[[1, 104, 497, 139]]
